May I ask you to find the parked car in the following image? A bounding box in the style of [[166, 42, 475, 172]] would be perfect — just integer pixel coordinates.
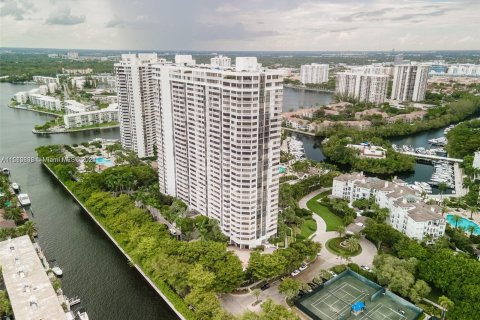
[[361, 265, 372, 272], [328, 270, 338, 277], [291, 269, 301, 277], [299, 264, 308, 271], [260, 283, 270, 291]]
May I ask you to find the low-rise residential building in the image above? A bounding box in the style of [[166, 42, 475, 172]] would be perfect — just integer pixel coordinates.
[[346, 143, 387, 159], [63, 103, 118, 128], [64, 100, 96, 114], [354, 108, 389, 120], [29, 94, 62, 111], [0, 236, 66, 320], [14, 91, 28, 104], [62, 68, 92, 74], [283, 116, 315, 131], [318, 120, 372, 130], [32, 76, 58, 85], [332, 173, 446, 241], [47, 82, 58, 94], [386, 111, 426, 124], [473, 151, 480, 181]]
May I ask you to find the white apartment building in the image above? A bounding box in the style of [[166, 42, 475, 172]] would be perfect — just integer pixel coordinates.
[[348, 65, 393, 76], [336, 72, 389, 105], [64, 100, 96, 114], [29, 94, 62, 111], [47, 82, 58, 94], [63, 103, 119, 129], [114, 53, 164, 158], [153, 56, 282, 248], [32, 76, 58, 85], [210, 55, 231, 68], [391, 65, 429, 102], [14, 91, 28, 104], [300, 63, 329, 84], [332, 173, 446, 241], [447, 64, 480, 77]]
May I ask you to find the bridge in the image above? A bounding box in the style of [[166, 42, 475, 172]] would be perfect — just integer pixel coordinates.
[[281, 127, 316, 136], [398, 151, 463, 163]]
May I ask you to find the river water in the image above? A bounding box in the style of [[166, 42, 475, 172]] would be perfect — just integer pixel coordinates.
[[0, 82, 452, 319], [282, 88, 451, 194], [0, 83, 178, 320]]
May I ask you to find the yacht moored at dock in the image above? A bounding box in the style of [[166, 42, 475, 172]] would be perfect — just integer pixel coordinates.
[[11, 182, 20, 193], [17, 193, 31, 206]]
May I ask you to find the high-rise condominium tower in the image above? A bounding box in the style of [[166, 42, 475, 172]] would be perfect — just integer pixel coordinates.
[[154, 56, 283, 248], [336, 72, 389, 105], [115, 53, 163, 158], [300, 63, 329, 84], [391, 65, 429, 102]]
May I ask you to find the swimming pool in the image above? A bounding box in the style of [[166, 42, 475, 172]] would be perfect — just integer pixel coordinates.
[[446, 214, 480, 235], [95, 157, 114, 167], [279, 166, 286, 173]]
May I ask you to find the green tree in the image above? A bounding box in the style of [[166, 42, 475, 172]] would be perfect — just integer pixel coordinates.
[[438, 295, 454, 320], [187, 264, 215, 291], [247, 251, 287, 281], [336, 225, 346, 238], [240, 299, 300, 320], [0, 290, 12, 317], [251, 288, 262, 303], [344, 237, 360, 253], [452, 214, 462, 228], [409, 280, 431, 303], [278, 278, 301, 301], [438, 182, 448, 202], [19, 221, 38, 240]]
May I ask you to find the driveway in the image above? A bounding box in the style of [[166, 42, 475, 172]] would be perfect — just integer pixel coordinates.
[[296, 188, 378, 283]]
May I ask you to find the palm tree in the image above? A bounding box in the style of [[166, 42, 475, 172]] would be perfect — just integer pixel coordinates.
[[468, 225, 476, 236], [438, 295, 454, 320], [20, 221, 38, 239], [336, 225, 346, 238], [469, 206, 478, 220], [251, 288, 262, 303], [4, 208, 22, 222], [441, 206, 448, 218], [438, 182, 448, 202], [345, 237, 360, 253], [452, 214, 462, 229]]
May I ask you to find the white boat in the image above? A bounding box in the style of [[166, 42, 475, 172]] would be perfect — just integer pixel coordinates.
[[1, 168, 10, 175], [76, 308, 89, 320], [52, 266, 63, 277], [67, 296, 81, 306], [17, 193, 31, 206], [11, 182, 20, 193]]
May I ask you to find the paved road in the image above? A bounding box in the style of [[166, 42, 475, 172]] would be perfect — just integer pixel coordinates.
[[296, 188, 377, 283]]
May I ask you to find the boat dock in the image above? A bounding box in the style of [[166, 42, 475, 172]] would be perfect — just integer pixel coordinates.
[[397, 151, 463, 163]]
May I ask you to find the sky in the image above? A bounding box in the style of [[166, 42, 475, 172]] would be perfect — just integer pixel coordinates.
[[0, 0, 479, 51]]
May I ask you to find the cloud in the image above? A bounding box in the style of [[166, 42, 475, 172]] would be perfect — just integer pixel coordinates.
[[339, 8, 390, 22], [0, 0, 32, 20], [46, 8, 85, 25], [193, 22, 279, 41]]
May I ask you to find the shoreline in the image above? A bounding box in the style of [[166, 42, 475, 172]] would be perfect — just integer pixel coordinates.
[[33, 125, 120, 135], [41, 163, 187, 320], [8, 104, 62, 116], [284, 84, 335, 93]]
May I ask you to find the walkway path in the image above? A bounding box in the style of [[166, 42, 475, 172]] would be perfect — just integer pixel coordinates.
[[296, 188, 377, 283]]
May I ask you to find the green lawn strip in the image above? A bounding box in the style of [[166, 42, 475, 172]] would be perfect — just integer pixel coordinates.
[[326, 237, 362, 257], [306, 192, 343, 231], [296, 218, 317, 239]]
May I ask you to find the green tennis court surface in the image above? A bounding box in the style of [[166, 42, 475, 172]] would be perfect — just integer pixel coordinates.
[[295, 270, 422, 320]]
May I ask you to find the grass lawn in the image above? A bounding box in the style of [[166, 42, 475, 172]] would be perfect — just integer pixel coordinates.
[[306, 191, 344, 231], [297, 218, 317, 240]]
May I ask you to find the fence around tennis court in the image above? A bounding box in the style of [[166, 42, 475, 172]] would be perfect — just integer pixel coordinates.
[[295, 269, 423, 320]]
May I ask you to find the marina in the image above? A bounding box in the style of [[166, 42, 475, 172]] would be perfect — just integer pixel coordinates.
[[1, 83, 179, 320], [286, 136, 306, 160]]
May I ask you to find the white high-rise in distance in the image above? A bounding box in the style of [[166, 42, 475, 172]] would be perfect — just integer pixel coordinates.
[[300, 63, 329, 84], [115, 53, 164, 158], [154, 56, 283, 248], [336, 72, 389, 105], [391, 64, 429, 102]]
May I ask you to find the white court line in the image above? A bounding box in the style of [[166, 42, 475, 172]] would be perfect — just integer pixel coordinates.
[[311, 294, 351, 320]]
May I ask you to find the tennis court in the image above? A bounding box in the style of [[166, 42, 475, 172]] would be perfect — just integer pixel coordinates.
[[295, 270, 423, 320]]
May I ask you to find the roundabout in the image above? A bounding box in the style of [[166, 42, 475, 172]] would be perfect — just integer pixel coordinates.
[[326, 237, 362, 257]]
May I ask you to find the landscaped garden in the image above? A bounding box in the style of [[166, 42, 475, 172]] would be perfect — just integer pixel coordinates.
[[325, 236, 362, 257], [306, 191, 344, 231]]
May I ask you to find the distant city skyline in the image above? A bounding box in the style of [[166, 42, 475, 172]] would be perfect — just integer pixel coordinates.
[[0, 0, 478, 51]]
